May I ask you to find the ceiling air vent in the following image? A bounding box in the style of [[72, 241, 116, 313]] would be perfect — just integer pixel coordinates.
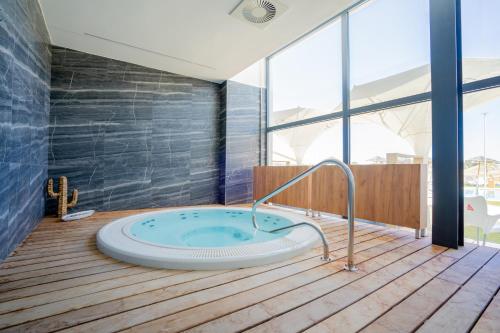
[[230, 0, 288, 29]]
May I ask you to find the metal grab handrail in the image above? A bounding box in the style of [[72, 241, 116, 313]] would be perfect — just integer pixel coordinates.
[[252, 158, 357, 271]]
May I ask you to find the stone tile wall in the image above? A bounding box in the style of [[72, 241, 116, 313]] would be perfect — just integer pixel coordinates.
[[0, 5, 266, 260], [219, 80, 266, 204], [0, 0, 51, 258], [48, 46, 221, 212]]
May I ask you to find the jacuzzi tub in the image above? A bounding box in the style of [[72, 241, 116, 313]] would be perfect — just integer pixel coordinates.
[[96, 207, 320, 270]]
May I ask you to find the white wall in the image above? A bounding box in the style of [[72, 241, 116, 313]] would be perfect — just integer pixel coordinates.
[[229, 59, 266, 88]]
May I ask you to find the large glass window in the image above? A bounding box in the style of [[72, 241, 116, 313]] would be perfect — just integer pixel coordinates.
[[349, 103, 433, 228], [350, 102, 432, 165], [461, 0, 500, 83], [269, 119, 342, 165], [463, 87, 500, 245], [268, 19, 342, 126], [266, 0, 500, 244], [349, 0, 430, 109], [461, 0, 500, 246]]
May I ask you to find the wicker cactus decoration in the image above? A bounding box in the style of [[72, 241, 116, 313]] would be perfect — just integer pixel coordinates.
[[47, 176, 78, 219]]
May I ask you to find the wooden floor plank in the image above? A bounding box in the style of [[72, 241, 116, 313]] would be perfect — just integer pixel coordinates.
[[360, 245, 497, 333], [0, 254, 108, 276], [0, 269, 185, 314], [24, 228, 102, 239], [2, 218, 343, 266], [0, 250, 102, 267], [0, 263, 132, 292], [10, 246, 95, 259], [0, 259, 118, 283], [0, 227, 351, 299], [0, 207, 498, 333], [416, 251, 500, 333], [21, 236, 96, 245], [21, 230, 99, 241], [8, 220, 345, 264], [129, 235, 423, 333], [12, 242, 97, 255], [0, 267, 153, 302], [305, 245, 480, 333], [471, 290, 500, 333], [18, 237, 96, 245], [57, 230, 407, 333], [2, 227, 398, 332], [0, 220, 361, 294], [0, 270, 226, 330], [244, 245, 459, 333], [184, 237, 429, 333]]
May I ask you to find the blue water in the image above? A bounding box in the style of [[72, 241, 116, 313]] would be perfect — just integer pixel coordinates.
[[129, 209, 293, 247]]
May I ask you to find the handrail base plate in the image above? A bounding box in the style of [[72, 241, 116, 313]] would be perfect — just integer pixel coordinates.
[[344, 264, 358, 272]]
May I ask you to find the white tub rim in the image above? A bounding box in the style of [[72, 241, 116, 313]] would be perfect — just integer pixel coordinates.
[[96, 206, 321, 270]]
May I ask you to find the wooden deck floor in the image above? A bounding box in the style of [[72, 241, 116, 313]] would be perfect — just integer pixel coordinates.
[[0, 207, 499, 333]]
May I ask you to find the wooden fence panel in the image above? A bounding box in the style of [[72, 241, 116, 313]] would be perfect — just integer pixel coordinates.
[[253, 166, 311, 210], [253, 164, 428, 230]]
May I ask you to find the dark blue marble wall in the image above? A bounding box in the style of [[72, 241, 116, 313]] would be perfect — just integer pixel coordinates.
[[0, 0, 51, 259], [48, 47, 221, 213], [219, 81, 266, 204]]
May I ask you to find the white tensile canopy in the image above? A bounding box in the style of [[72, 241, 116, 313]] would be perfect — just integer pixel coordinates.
[[272, 58, 500, 164], [271, 107, 339, 164]]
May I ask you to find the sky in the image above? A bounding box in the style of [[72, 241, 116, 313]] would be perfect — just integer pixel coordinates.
[[270, 0, 500, 163]]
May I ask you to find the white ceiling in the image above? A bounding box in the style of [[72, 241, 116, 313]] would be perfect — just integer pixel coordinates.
[[39, 0, 357, 82]]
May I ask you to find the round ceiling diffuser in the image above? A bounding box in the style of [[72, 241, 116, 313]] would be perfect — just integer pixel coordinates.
[[242, 0, 277, 24]]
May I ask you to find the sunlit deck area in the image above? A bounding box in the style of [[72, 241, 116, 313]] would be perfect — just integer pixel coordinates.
[[1, 207, 498, 333]]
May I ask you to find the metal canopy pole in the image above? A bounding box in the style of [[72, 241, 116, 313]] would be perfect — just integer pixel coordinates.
[[341, 12, 351, 165]]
